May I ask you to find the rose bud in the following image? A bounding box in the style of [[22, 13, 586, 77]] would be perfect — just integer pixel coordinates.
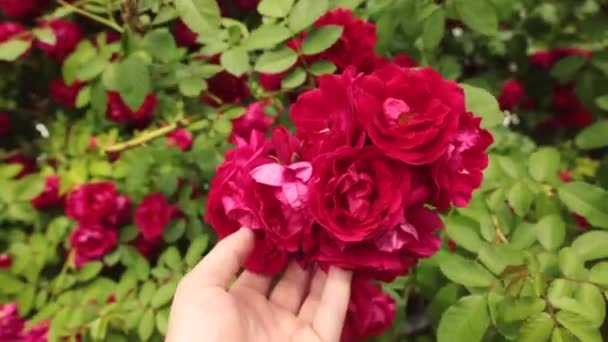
[[498, 79, 525, 111]]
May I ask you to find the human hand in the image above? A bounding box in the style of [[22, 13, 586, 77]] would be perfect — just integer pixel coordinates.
[[166, 228, 353, 342]]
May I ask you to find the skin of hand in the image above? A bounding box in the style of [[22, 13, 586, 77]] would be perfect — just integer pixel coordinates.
[[166, 228, 353, 342]]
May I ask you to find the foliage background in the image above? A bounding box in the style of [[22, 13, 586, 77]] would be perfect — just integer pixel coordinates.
[[1, 0, 608, 341]]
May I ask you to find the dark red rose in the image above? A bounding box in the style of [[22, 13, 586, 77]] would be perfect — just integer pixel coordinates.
[[50, 79, 85, 108], [70, 223, 118, 267], [0, 302, 24, 341], [447, 239, 457, 251], [392, 53, 418, 68], [0, 0, 47, 18], [0, 22, 32, 59], [202, 71, 250, 106], [171, 19, 198, 48], [106, 92, 158, 127], [545, 84, 592, 128], [0, 253, 11, 268], [36, 19, 83, 61], [430, 111, 493, 209], [498, 79, 525, 111], [314, 9, 377, 71], [23, 321, 48, 342], [31, 175, 63, 210], [341, 279, 396, 342], [0, 112, 10, 137], [6, 155, 37, 179], [166, 129, 193, 151], [559, 170, 573, 183], [309, 146, 411, 242], [132, 235, 160, 259], [530, 47, 592, 69], [233, 0, 259, 11], [229, 101, 275, 142], [135, 193, 177, 242], [259, 71, 287, 91], [66, 182, 131, 226]]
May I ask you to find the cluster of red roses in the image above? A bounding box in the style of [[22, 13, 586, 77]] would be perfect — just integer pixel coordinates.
[[498, 47, 593, 128], [0, 303, 47, 342]]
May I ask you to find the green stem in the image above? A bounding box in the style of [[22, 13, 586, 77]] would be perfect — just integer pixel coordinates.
[[57, 0, 124, 33]]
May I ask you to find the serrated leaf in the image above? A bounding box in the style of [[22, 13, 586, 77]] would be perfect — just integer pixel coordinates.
[[281, 67, 306, 89], [461, 83, 503, 128], [499, 297, 545, 322], [437, 295, 489, 342], [508, 182, 535, 216], [241, 23, 292, 50], [427, 283, 462, 324], [220, 47, 249, 76], [156, 309, 169, 335], [257, 0, 295, 17], [288, 0, 329, 32], [301, 25, 343, 55], [519, 312, 554, 342], [445, 215, 484, 253], [558, 182, 608, 229], [254, 46, 298, 73], [572, 230, 608, 261], [589, 262, 608, 286], [439, 254, 494, 287], [575, 120, 608, 150], [550, 56, 587, 83], [0, 39, 31, 61], [423, 8, 445, 50], [138, 309, 155, 340], [185, 235, 209, 267], [33, 27, 56, 45], [454, 0, 498, 35], [558, 247, 586, 280], [477, 244, 524, 275], [151, 281, 177, 308], [596, 94, 608, 111], [555, 311, 602, 342], [76, 261, 103, 282], [308, 60, 337, 75], [174, 0, 221, 36], [529, 147, 561, 182], [535, 215, 566, 251]]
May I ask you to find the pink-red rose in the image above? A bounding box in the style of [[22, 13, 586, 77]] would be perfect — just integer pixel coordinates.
[[0, 22, 32, 59], [0, 0, 47, 18], [70, 223, 118, 267], [166, 129, 193, 151], [36, 19, 83, 61], [106, 92, 158, 127], [202, 71, 250, 107], [66, 182, 131, 226], [498, 79, 525, 111], [0, 303, 24, 341], [0, 253, 11, 268], [229, 101, 275, 142], [50, 79, 86, 108], [31, 175, 63, 210], [23, 321, 49, 342], [171, 19, 198, 48], [0, 112, 10, 137], [135, 193, 177, 242]]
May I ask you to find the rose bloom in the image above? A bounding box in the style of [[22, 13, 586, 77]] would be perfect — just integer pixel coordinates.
[[0, 112, 10, 137], [545, 84, 592, 128], [498, 79, 525, 111], [106, 92, 158, 128], [430, 111, 493, 209], [0, 0, 47, 18], [132, 235, 160, 259], [31, 175, 63, 210], [530, 47, 592, 69], [6, 154, 37, 179], [166, 129, 193, 151], [341, 278, 396, 342], [258, 72, 287, 91], [134, 193, 177, 242], [0, 253, 11, 268], [229, 101, 275, 142], [36, 19, 83, 61], [70, 223, 118, 267], [0, 22, 32, 59], [23, 321, 48, 342], [50, 79, 86, 108], [171, 19, 198, 48], [66, 181, 131, 226], [0, 303, 24, 340], [202, 71, 250, 107]]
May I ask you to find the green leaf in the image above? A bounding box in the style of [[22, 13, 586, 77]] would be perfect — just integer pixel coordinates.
[[519, 312, 554, 342], [257, 0, 295, 17], [75, 85, 91, 108], [589, 262, 608, 286], [179, 77, 206, 97], [241, 23, 292, 50], [174, 0, 221, 35], [427, 283, 462, 324], [151, 281, 178, 308], [163, 219, 186, 243], [301, 25, 343, 55], [511, 222, 538, 250], [115, 54, 151, 111], [439, 254, 494, 287], [575, 120, 608, 150], [143, 29, 179, 63], [46, 216, 72, 244], [76, 261, 103, 282], [555, 311, 602, 342], [0, 39, 31, 61], [529, 147, 561, 182], [220, 47, 249, 76], [437, 295, 490, 342], [461, 84, 503, 128], [162, 247, 182, 271], [535, 215, 566, 251], [558, 182, 608, 229], [507, 182, 535, 216], [422, 8, 445, 50], [156, 309, 169, 335], [499, 297, 545, 322], [17, 284, 35, 316], [477, 244, 524, 275], [558, 247, 586, 280], [308, 60, 337, 76], [551, 327, 577, 342], [281, 67, 306, 89], [185, 235, 209, 267], [32, 27, 56, 45], [572, 230, 608, 261], [138, 309, 155, 341], [550, 56, 587, 83], [254, 46, 298, 73], [14, 174, 44, 201], [0, 273, 26, 294], [454, 0, 498, 36], [445, 216, 484, 253], [76, 56, 108, 81], [596, 94, 608, 111], [288, 0, 329, 32]]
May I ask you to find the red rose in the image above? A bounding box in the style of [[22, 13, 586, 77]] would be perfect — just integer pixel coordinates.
[[0, 303, 24, 341], [171, 19, 198, 48], [392, 53, 418, 68], [166, 129, 193, 151], [0, 23, 32, 59], [70, 223, 118, 267], [314, 9, 377, 71], [233, 0, 259, 11], [50, 79, 85, 108], [0, 112, 10, 137], [309, 146, 411, 242], [0, 253, 11, 268], [36, 19, 83, 61], [559, 170, 573, 182], [31, 175, 63, 210], [229, 101, 275, 142], [132, 235, 160, 259], [530, 47, 592, 69], [23, 321, 48, 342], [66, 182, 131, 226], [134, 193, 177, 242], [106, 92, 158, 127], [6, 155, 37, 179], [529, 50, 554, 69], [357, 64, 463, 165], [430, 111, 493, 209], [341, 279, 396, 342], [202, 71, 250, 106], [545, 84, 592, 128], [498, 79, 525, 111], [0, 0, 47, 18], [259, 72, 287, 91]]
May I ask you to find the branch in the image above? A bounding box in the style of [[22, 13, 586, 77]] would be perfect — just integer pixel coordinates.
[[58, 0, 124, 33], [104, 119, 185, 153]]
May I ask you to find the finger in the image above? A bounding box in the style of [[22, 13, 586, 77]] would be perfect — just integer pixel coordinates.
[[269, 262, 312, 313], [185, 228, 254, 288], [230, 270, 273, 295], [312, 267, 353, 342], [297, 268, 327, 322]]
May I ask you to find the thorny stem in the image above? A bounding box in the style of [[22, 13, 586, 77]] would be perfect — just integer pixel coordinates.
[[58, 0, 124, 33]]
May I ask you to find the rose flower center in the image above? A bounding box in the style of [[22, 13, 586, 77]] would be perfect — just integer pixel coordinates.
[[382, 97, 414, 125], [335, 165, 375, 221]]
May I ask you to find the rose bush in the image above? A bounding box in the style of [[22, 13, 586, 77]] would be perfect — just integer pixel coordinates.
[[2, 0, 608, 341]]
